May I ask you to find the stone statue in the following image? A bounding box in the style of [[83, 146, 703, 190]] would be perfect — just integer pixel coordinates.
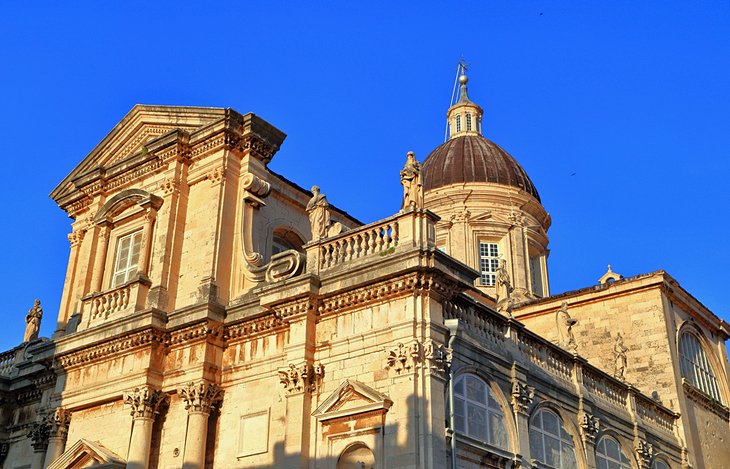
[[613, 333, 628, 380], [556, 301, 578, 352], [23, 299, 43, 343], [400, 151, 423, 210], [306, 186, 331, 241], [495, 259, 513, 316]]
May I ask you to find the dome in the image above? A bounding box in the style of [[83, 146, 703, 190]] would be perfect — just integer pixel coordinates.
[[422, 134, 541, 202]]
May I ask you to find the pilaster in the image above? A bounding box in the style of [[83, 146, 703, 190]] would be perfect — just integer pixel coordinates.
[[124, 386, 168, 469], [179, 380, 223, 469], [510, 363, 534, 467]]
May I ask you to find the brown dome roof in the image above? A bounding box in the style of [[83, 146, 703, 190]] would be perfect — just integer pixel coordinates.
[[422, 134, 541, 202]]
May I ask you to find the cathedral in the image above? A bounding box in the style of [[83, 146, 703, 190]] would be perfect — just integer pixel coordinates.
[[0, 69, 728, 469]]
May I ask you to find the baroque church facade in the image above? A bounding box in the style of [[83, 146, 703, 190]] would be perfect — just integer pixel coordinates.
[[0, 71, 728, 469]]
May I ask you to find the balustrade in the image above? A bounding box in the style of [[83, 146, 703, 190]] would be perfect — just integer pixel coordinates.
[[78, 278, 149, 330]]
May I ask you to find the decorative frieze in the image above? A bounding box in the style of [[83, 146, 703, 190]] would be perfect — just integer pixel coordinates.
[[56, 328, 165, 368], [166, 322, 223, 347], [579, 412, 600, 444], [510, 381, 535, 414], [278, 362, 325, 394], [223, 315, 286, 341], [124, 386, 168, 419], [178, 381, 224, 415]]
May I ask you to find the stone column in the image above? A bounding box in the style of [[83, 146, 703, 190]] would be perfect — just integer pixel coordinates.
[[43, 408, 71, 467], [27, 421, 49, 469], [124, 386, 168, 469], [92, 222, 112, 293], [179, 381, 223, 469], [510, 364, 534, 467], [138, 207, 157, 278]]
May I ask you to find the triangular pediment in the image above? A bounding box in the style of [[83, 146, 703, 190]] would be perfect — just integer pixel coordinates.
[[46, 438, 126, 469], [313, 379, 392, 421], [50, 104, 227, 203]]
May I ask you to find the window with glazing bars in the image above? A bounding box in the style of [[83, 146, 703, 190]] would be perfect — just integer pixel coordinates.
[[111, 230, 143, 288], [479, 242, 499, 286], [466, 113, 472, 131], [679, 332, 723, 402], [456, 114, 462, 132]]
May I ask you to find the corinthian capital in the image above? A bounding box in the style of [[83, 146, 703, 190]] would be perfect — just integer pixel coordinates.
[[43, 407, 71, 438], [178, 381, 223, 415], [124, 386, 168, 419], [27, 421, 50, 451]]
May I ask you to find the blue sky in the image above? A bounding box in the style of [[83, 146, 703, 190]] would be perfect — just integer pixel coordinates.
[[0, 2, 728, 350]]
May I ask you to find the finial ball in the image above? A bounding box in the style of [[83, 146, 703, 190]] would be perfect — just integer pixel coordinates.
[[459, 74, 468, 85]]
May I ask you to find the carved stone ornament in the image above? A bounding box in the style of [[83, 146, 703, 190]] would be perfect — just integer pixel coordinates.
[[42, 407, 71, 439], [27, 420, 50, 451], [278, 362, 325, 394], [385, 341, 421, 374], [579, 412, 600, 444], [636, 440, 654, 469], [400, 151, 424, 211], [423, 339, 452, 376], [240, 172, 304, 284], [178, 381, 223, 415], [556, 301, 578, 352], [511, 381, 535, 414], [495, 259, 513, 317], [23, 299, 43, 343], [613, 333, 628, 380], [124, 386, 168, 419], [67, 230, 85, 247]]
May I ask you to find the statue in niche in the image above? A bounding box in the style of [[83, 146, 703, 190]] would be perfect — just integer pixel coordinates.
[[23, 299, 43, 343], [613, 333, 628, 380], [556, 301, 578, 352], [306, 186, 331, 241], [495, 259, 513, 316], [400, 151, 423, 210]]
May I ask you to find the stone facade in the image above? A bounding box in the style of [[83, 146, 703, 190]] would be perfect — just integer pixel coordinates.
[[0, 75, 728, 469]]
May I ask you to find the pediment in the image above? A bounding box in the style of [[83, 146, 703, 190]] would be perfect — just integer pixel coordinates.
[[313, 379, 392, 421], [46, 438, 126, 469], [50, 104, 227, 203]]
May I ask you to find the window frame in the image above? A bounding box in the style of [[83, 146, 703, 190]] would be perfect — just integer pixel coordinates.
[[529, 408, 578, 469], [478, 241, 500, 286], [110, 228, 144, 288], [452, 373, 509, 450], [456, 114, 462, 132], [678, 330, 723, 402], [595, 435, 632, 469]]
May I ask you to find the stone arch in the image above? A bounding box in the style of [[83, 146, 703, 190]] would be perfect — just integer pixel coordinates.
[[337, 442, 375, 469], [94, 188, 162, 224]]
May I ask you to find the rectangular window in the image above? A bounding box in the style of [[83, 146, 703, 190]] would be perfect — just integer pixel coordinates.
[[479, 242, 499, 286], [466, 113, 472, 131], [111, 230, 143, 288]]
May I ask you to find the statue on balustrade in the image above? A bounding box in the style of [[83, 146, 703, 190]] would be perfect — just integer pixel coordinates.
[[495, 259, 513, 316], [556, 301, 578, 352], [400, 151, 423, 210], [306, 186, 345, 241], [613, 332, 628, 380], [23, 299, 42, 343]]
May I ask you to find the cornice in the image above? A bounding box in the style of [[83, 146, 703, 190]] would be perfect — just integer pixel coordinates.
[[55, 328, 166, 369], [682, 379, 730, 420], [223, 314, 287, 342]]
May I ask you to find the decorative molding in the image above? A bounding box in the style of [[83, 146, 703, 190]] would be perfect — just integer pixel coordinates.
[[166, 322, 223, 347], [223, 315, 286, 341], [510, 381, 535, 414], [385, 341, 420, 374], [56, 328, 166, 368], [178, 381, 223, 415], [124, 386, 168, 419], [423, 339, 452, 377], [67, 230, 85, 247], [682, 379, 730, 420], [268, 296, 315, 320], [16, 388, 43, 405], [159, 176, 181, 196], [578, 412, 600, 444], [206, 166, 224, 185], [278, 362, 325, 395]]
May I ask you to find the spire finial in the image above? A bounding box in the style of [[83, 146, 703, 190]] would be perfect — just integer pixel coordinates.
[[457, 59, 472, 103]]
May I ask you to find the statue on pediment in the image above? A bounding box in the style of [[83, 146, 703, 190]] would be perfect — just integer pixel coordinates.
[[400, 151, 423, 210], [556, 301, 578, 352], [495, 259, 513, 316], [23, 299, 42, 343]]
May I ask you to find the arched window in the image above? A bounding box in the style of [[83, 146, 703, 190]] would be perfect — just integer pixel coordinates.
[[466, 113, 472, 131], [271, 228, 305, 258], [596, 436, 632, 469], [653, 459, 670, 469], [456, 114, 462, 132], [453, 374, 508, 449], [529, 409, 577, 469], [679, 331, 723, 401]]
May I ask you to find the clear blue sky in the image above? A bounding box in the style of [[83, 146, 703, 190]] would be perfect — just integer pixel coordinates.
[[0, 2, 728, 350]]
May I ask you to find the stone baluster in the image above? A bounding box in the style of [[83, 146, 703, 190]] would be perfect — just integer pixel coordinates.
[[91, 222, 112, 293], [43, 408, 71, 467], [124, 386, 167, 469], [179, 381, 223, 469]]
